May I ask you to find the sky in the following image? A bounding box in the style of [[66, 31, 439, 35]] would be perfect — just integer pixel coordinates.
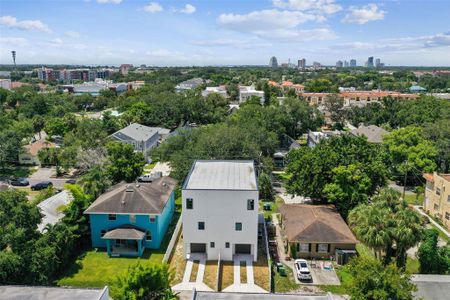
[[0, 0, 449, 66]]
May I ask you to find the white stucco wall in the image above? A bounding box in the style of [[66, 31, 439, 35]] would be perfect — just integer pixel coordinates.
[[182, 189, 259, 261]]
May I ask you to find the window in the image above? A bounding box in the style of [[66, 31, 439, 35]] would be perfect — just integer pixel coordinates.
[[247, 199, 255, 210], [434, 204, 440, 211], [436, 188, 441, 196], [146, 231, 152, 241], [129, 214, 136, 223], [299, 243, 309, 253], [235, 222, 242, 231], [446, 212, 450, 221], [186, 198, 193, 209], [149, 216, 156, 223], [198, 222, 205, 230], [448, 195, 450, 203], [317, 243, 329, 253], [100, 230, 106, 237], [225, 242, 230, 248], [210, 242, 215, 248], [108, 214, 116, 221]]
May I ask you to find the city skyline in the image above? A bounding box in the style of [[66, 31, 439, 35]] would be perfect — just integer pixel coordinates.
[[1, 0, 450, 66]]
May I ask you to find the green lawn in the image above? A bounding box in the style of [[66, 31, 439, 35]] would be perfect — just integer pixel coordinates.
[[404, 193, 424, 206], [58, 210, 181, 288], [142, 162, 157, 174], [57, 249, 164, 288], [406, 257, 419, 274], [273, 263, 299, 293]]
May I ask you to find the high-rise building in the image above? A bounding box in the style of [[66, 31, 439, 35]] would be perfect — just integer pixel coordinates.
[[367, 56, 374, 68], [344, 60, 349, 68], [336, 60, 343, 68], [120, 64, 133, 75], [375, 58, 382, 68], [269, 56, 278, 68], [313, 61, 321, 69], [298, 58, 306, 69], [350, 59, 357, 67]]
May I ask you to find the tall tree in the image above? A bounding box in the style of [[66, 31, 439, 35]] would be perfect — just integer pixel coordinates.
[[106, 142, 146, 183]]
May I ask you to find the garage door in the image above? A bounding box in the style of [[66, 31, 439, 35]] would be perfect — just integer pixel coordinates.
[[235, 244, 251, 254], [190, 243, 206, 253]]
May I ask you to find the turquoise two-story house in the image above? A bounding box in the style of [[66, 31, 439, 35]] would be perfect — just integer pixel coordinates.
[[84, 177, 177, 257]]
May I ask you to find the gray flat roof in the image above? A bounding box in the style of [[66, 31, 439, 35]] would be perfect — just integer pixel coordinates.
[[194, 292, 333, 300], [183, 160, 257, 190], [411, 275, 450, 300], [112, 123, 159, 142], [0, 286, 107, 300], [37, 190, 72, 232]]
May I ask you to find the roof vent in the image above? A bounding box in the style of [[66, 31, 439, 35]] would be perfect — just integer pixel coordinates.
[[162, 182, 169, 188], [121, 199, 126, 205]]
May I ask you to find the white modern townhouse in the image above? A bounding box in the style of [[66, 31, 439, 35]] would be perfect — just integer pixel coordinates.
[[182, 160, 259, 262]]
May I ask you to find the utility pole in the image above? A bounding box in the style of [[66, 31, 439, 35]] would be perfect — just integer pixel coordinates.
[[402, 160, 409, 200]]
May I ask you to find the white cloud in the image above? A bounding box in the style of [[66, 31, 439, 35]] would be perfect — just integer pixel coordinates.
[[144, 2, 163, 13], [217, 9, 335, 42], [342, 4, 385, 25], [190, 38, 272, 49], [272, 0, 342, 14], [65, 30, 81, 38], [0, 37, 28, 46], [179, 4, 196, 14], [146, 49, 182, 58], [0, 15, 51, 33], [218, 9, 321, 32], [97, 0, 122, 4]]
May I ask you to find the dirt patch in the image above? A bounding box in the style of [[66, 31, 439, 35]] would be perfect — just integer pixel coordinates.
[[254, 232, 270, 291]]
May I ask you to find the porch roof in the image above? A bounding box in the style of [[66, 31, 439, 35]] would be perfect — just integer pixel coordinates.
[[102, 228, 145, 240]]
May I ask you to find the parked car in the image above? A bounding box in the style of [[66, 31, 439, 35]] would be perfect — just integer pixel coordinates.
[[137, 171, 162, 182], [10, 177, 29, 186], [31, 181, 53, 191], [66, 179, 77, 184], [294, 259, 312, 281]]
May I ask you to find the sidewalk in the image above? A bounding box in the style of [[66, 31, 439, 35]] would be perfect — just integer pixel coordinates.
[[413, 206, 450, 239]]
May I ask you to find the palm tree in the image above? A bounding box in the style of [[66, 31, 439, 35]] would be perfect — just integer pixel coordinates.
[[392, 208, 423, 268], [348, 204, 392, 259], [79, 167, 111, 199]]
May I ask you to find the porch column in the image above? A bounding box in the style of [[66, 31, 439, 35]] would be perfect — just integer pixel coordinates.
[[106, 239, 111, 256], [138, 239, 143, 256]]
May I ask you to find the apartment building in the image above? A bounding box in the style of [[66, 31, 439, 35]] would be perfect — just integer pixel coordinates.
[[239, 86, 265, 105], [182, 160, 259, 261], [423, 173, 450, 229]]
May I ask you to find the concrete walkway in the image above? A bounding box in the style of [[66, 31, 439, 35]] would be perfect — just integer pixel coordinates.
[[222, 255, 268, 293], [413, 206, 450, 239], [172, 253, 213, 292]]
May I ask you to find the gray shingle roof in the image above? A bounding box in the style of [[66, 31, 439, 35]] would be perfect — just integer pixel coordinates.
[[84, 177, 177, 215], [102, 228, 145, 240], [183, 160, 258, 190], [111, 123, 159, 142], [351, 125, 388, 143]]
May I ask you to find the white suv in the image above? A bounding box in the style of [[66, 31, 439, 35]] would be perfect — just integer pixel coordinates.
[[294, 259, 312, 281]]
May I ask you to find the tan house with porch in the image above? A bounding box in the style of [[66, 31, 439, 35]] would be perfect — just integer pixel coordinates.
[[279, 204, 357, 259], [423, 173, 450, 229]]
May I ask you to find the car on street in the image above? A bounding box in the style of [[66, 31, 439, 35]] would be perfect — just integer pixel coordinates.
[[10, 178, 29, 186], [31, 181, 53, 191], [294, 259, 312, 281], [66, 179, 77, 184]]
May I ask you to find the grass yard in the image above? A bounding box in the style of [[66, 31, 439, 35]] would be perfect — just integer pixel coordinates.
[[254, 237, 271, 291], [204, 261, 218, 290], [240, 261, 247, 283], [273, 263, 299, 293], [190, 260, 200, 282], [404, 193, 424, 205], [168, 232, 186, 285], [57, 249, 164, 288], [319, 265, 352, 295], [220, 261, 234, 290], [17, 187, 40, 202], [260, 196, 284, 219], [406, 257, 419, 274]]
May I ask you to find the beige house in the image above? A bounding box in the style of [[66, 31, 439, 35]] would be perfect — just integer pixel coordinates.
[[19, 139, 56, 165], [423, 173, 450, 229], [279, 204, 358, 259]]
